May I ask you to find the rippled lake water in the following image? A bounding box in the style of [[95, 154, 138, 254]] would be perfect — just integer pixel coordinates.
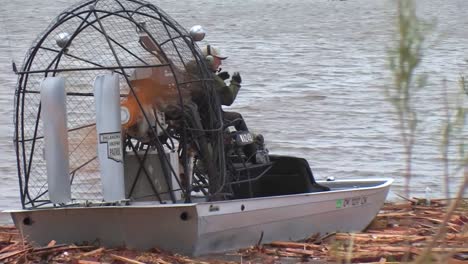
[[0, 0, 467, 218]]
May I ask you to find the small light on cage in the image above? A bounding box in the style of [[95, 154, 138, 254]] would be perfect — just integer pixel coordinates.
[[56, 32, 71, 49], [189, 25, 205, 42]]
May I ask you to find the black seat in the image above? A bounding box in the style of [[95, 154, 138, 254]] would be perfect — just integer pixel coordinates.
[[231, 155, 330, 199]]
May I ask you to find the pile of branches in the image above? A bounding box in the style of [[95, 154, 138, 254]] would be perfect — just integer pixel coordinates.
[[1, 199, 467, 263], [240, 198, 468, 263], [0, 228, 233, 264]]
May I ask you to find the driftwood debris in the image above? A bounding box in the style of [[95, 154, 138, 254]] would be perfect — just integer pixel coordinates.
[[239, 198, 467, 263], [0, 198, 466, 263]]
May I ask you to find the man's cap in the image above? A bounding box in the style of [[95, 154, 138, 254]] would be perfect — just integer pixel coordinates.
[[202, 45, 228, 60]]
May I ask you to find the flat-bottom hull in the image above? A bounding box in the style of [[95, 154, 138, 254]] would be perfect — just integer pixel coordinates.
[[8, 178, 392, 256]]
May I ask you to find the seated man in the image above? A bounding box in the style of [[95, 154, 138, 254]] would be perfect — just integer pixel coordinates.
[[201, 45, 247, 131], [201, 45, 257, 162]]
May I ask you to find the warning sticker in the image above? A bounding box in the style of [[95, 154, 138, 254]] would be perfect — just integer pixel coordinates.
[[99, 132, 123, 162]]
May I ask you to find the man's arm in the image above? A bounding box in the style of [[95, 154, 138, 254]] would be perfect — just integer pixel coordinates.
[[214, 74, 241, 106]]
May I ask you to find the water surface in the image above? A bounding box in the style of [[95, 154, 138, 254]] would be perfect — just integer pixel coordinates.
[[0, 0, 467, 219]]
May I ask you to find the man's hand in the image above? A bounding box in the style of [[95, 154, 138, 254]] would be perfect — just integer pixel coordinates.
[[232, 72, 242, 84], [217, 71, 230, 80]]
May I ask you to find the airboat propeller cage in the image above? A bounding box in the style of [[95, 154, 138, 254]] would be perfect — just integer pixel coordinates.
[[13, 0, 224, 209]]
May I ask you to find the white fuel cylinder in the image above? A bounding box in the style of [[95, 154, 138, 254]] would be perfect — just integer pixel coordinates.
[[40, 77, 71, 204], [94, 74, 125, 202]]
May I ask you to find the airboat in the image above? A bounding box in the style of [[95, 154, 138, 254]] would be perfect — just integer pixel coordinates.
[[6, 0, 392, 256]]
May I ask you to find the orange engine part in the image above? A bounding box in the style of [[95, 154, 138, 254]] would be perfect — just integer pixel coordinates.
[[120, 76, 186, 130]]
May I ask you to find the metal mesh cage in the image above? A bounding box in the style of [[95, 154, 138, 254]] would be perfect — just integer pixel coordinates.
[[14, 0, 225, 208]]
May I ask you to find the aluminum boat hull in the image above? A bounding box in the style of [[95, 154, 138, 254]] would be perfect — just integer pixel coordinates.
[[8, 178, 392, 256]]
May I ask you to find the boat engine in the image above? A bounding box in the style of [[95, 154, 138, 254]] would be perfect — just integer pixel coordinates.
[[224, 127, 270, 165]]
